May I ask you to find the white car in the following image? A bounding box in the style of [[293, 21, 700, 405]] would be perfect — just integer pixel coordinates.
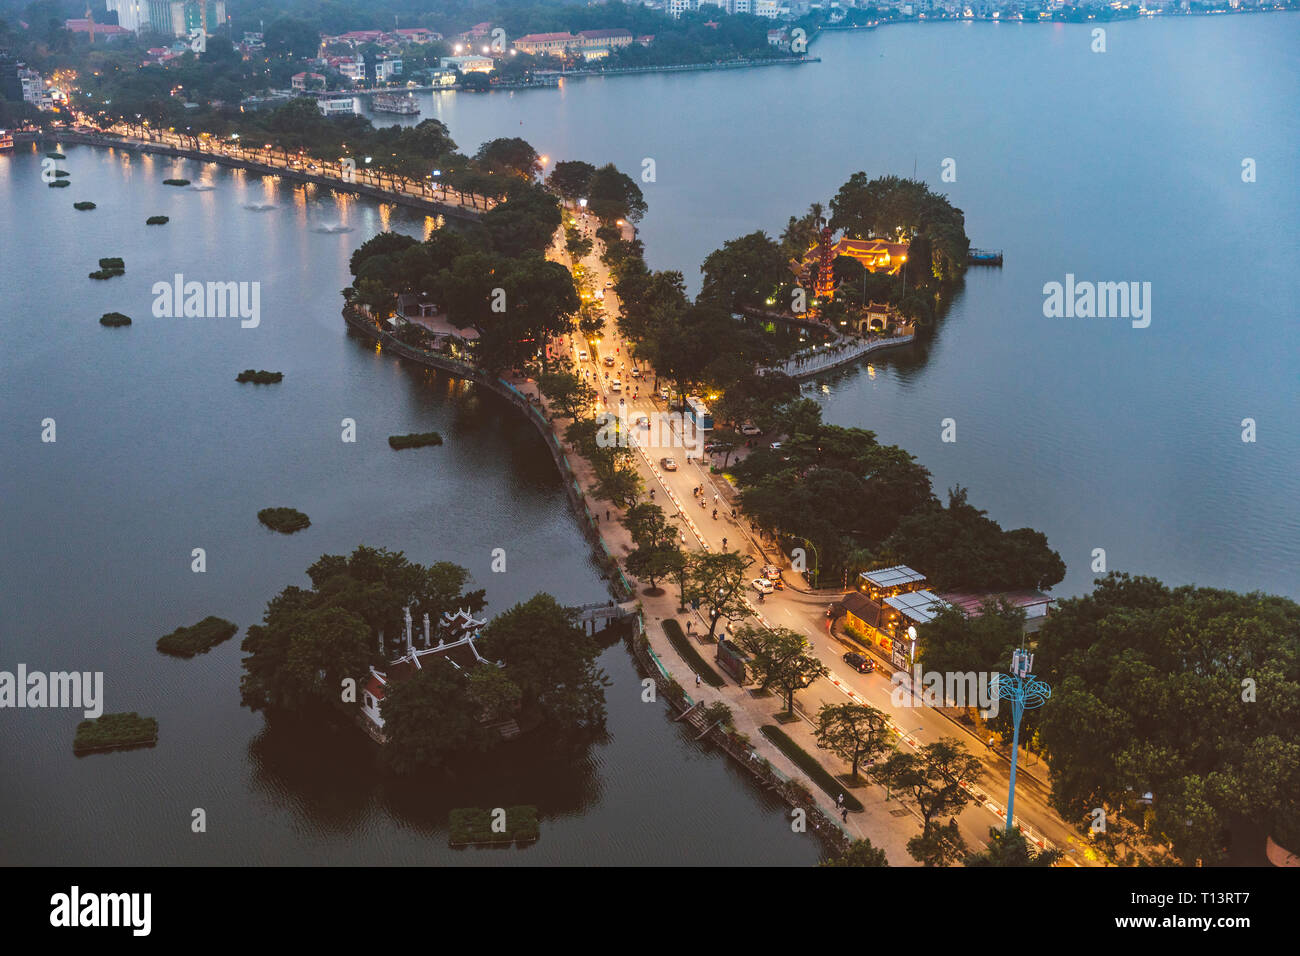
[[740, 423, 761, 436], [610, 380, 622, 392], [660, 457, 678, 471], [751, 578, 775, 595], [578, 349, 588, 362]]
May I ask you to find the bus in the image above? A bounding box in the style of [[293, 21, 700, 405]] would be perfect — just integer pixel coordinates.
[[685, 396, 713, 431]]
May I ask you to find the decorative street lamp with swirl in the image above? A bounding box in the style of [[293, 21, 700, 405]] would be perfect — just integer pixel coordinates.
[[991, 647, 1052, 832]]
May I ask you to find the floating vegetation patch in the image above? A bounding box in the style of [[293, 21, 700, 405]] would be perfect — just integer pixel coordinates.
[[156, 616, 238, 658], [146, 215, 169, 225], [48, 179, 70, 188], [236, 369, 283, 384], [99, 257, 125, 270], [163, 178, 191, 186], [258, 507, 310, 534], [73, 201, 97, 210], [89, 269, 123, 279], [99, 312, 132, 327], [388, 431, 443, 450], [46, 151, 66, 159], [73, 713, 158, 755], [90, 256, 125, 280], [449, 806, 540, 847]]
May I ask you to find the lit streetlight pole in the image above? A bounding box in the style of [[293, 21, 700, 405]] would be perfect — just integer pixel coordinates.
[[991, 647, 1051, 832]]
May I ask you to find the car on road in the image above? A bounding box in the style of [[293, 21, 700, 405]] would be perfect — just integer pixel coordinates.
[[604, 355, 615, 367], [751, 578, 775, 595], [630, 368, 640, 378], [632, 412, 650, 428], [843, 651, 875, 674], [660, 457, 678, 471], [660, 388, 670, 401], [740, 422, 761, 436], [762, 564, 782, 580], [770, 441, 783, 451], [610, 380, 622, 392], [578, 349, 588, 362]]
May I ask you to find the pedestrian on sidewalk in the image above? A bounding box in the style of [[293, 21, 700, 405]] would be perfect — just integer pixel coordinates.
[[841, 808, 848, 823], [721, 537, 727, 549], [605, 510, 610, 521], [712, 509, 718, 520], [695, 673, 701, 687], [836, 792, 844, 808], [987, 734, 995, 751]]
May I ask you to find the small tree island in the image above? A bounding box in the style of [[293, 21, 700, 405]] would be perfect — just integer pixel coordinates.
[[236, 370, 283, 384], [257, 507, 310, 533], [156, 616, 239, 658], [388, 431, 443, 450], [73, 712, 158, 754]]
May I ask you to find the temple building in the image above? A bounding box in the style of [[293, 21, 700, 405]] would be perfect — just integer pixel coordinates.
[[360, 606, 502, 740]]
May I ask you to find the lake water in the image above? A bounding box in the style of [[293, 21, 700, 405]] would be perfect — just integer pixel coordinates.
[[409, 15, 1300, 600], [0, 148, 818, 866], [3, 15, 1296, 865]]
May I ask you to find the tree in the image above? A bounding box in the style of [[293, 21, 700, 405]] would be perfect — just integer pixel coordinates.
[[626, 544, 684, 592], [872, 739, 981, 866], [538, 370, 596, 419], [687, 551, 754, 642], [548, 160, 596, 202], [483, 181, 562, 258], [466, 664, 523, 723], [966, 826, 1063, 867], [586, 162, 646, 223], [382, 659, 494, 773], [814, 702, 892, 780], [820, 838, 888, 867], [621, 502, 677, 550], [1035, 572, 1300, 865], [475, 136, 541, 178], [733, 624, 829, 714], [478, 594, 610, 733], [917, 601, 1025, 721], [698, 230, 788, 311], [265, 17, 322, 60]]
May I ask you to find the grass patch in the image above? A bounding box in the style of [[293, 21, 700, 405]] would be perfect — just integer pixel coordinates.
[[836, 773, 867, 789], [661, 618, 725, 688], [388, 431, 443, 450], [73, 712, 158, 754], [258, 507, 310, 533], [48, 179, 70, 188], [146, 215, 169, 225], [760, 724, 865, 812], [156, 616, 238, 658], [449, 806, 539, 846], [163, 178, 191, 186], [46, 151, 66, 159], [773, 710, 801, 724], [99, 312, 132, 327], [73, 201, 96, 210], [236, 369, 283, 384]]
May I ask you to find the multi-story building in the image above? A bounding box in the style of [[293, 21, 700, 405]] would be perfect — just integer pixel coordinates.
[[514, 29, 634, 57], [668, 0, 694, 17], [754, 0, 781, 16], [440, 54, 495, 74], [106, 0, 148, 33], [373, 57, 402, 82]]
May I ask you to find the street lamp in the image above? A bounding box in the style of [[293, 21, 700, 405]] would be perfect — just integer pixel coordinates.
[[990, 647, 1052, 832]]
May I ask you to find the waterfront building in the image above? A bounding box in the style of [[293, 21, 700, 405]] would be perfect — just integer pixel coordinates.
[[937, 590, 1054, 630], [373, 57, 403, 82], [514, 30, 633, 58], [440, 54, 494, 73], [291, 71, 325, 90], [360, 608, 501, 738], [318, 96, 356, 116], [858, 564, 927, 600]]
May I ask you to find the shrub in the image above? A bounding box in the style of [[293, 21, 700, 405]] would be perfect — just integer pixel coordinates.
[[388, 431, 443, 450], [661, 619, 725, 687], [449, 806, 539, 845], [156, 616, 238, 657], [146, 215, 169, 225], [257, 507, 310, 533], [73, 713, 158, 753], [48, 179, 70, 188], [760, 725, 865, 811], [73, 201, 96, 210], [99, 312, 132, 327]]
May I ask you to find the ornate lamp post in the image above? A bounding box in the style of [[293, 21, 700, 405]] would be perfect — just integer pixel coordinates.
[[992, 647, 1051, 832]]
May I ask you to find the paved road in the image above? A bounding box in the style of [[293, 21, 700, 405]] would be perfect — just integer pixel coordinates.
[[549, 216, 1100, 865]]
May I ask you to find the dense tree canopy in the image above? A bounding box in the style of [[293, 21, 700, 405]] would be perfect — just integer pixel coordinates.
[[1036, 573, 1300, 865]]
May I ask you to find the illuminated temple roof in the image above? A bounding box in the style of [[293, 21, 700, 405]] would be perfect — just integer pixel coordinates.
[[792, 236, 911, 280]]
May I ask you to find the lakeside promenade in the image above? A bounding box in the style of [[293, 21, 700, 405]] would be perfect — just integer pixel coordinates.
[[46, 126, 495, 220]]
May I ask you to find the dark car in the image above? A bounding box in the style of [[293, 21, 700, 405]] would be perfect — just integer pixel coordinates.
[[843, 651, 875, 674]]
